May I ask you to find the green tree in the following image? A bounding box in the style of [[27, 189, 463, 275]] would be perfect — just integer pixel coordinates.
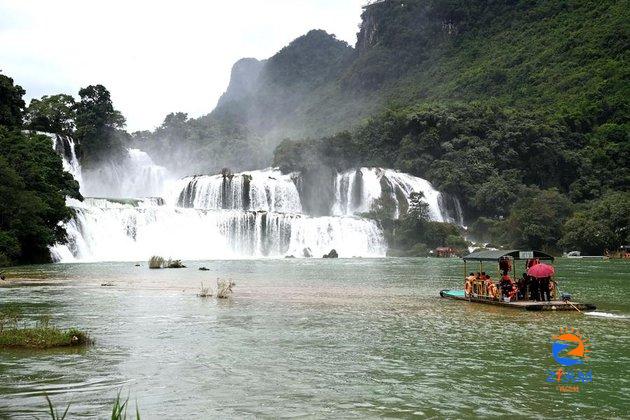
[[0, 128, 81, 265], [74, 85, 126, 165], [560, 192, 630, 254], [504, 188, 573, 251], [25, 94, 76, 134], [560, 217, 614, 255], [0, 74, 26, 128], [473, 171, 523, 218]]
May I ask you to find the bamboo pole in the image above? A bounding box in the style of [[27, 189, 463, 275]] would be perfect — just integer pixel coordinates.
[[566, 300, 582, 313]]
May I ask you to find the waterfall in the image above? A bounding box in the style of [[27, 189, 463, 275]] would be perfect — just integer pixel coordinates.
[[44, 132, 84, 191], [332, 168, 464, 223], [50, 197, 385, 261], [171, 169, 302, 213], [46, 139, 464, 261]]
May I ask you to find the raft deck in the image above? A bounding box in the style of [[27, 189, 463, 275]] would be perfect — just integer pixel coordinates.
[[439, 289, 596, 311]]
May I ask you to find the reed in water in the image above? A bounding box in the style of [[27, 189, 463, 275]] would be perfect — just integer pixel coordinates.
[[216, 279, 235, 299]]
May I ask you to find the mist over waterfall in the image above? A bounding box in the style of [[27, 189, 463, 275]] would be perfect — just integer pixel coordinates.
[[81, 148, 170, 198], [332, 168, 464, 224], [48, 137, 464, 262]]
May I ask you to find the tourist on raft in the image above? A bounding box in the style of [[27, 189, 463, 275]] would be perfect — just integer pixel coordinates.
[[540, 276, 552, 301], [499, 256, 512, 276], [529, 276, 541, 301], [526, 258, 540, 269], [517, 273, 529, 300], [464, 273, 475, 296], [499, 273, 517, 300]]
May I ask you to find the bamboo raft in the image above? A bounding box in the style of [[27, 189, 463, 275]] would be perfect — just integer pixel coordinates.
[[440, 249, 597, 312], [439, 289, 596, 311]]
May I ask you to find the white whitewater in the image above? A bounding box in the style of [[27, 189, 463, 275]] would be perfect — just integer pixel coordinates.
[[332, 168, 463, 223], [44, 132, 84, 192], [172, 169, 302, 213], [49, 140, 462, 262], [50, 198, 385, 261]]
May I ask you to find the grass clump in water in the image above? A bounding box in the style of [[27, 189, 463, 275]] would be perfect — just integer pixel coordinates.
[[166, 258, 185, 268], [148, 256, 186, 269], [45, 395, 70, 420], [148, 255, 165, 269], [216, 279, 235, 299], [0, 308, 91, 349], [197, 282, 213, 298]]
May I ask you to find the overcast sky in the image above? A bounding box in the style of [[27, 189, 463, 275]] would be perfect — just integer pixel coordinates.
[[0, 0, 365, 131]]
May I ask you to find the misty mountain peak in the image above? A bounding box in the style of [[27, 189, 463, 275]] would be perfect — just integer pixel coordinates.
[[263, 29, 354, 88], [216, 58, 265, 107]]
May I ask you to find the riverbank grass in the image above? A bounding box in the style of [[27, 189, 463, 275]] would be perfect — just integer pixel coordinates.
[[0, 326, 91, 349]]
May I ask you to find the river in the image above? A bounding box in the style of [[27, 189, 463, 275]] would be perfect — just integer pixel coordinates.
[[0, 258, 628, 417]]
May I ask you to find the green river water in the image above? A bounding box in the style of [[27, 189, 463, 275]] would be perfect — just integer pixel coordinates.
[[0, 258, 628, 418]]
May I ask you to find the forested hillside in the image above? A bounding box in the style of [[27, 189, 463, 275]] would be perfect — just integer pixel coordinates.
[[210, 0, 628, 137], [268, 0, 629, 254], [0, 74, 82, 265]]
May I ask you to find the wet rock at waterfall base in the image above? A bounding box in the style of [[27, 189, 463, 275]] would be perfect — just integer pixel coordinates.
[[303, 247, 313, 258], [323, 249, 339, 259], [199, 267, 210, 271]]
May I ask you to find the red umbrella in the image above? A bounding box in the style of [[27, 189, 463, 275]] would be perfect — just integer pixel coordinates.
[[527, 263, 555, 278]]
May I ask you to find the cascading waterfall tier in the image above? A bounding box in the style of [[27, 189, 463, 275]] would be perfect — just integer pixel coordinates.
[[172, 169, 302, 213], [332, 168, 464, 224], [40, 132, 84, 191], [47, 136, 463, 261], [50, 198, 385, 262]]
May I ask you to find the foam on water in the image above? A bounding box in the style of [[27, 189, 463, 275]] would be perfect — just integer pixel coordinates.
[[584, 311, 629, 319]]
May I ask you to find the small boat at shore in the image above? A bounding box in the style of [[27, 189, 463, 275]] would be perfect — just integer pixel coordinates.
[[439, 250, 596, 312]]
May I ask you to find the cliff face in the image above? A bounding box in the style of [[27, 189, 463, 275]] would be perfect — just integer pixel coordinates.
[[355, 3, 382, 54], [212, 2, 481, 137], [216, 58, 264, 108], [348, 0, 472, 90], [212, 30, 357, 138], [355, 0, 419, 54]]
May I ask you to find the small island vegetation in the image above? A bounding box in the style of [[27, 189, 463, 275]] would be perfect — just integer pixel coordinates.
[[0, 307, 90, 349]]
